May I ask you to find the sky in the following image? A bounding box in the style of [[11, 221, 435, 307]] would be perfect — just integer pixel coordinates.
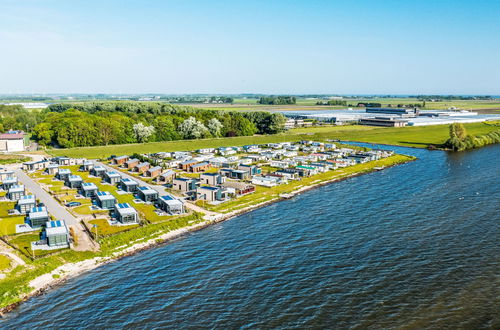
[[0, 0, 499, 95]]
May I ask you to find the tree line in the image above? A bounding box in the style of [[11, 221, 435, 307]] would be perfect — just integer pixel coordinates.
[[257, 96, 296, 105], [29, 102, 286, 148], [444, 123, 500, 151]]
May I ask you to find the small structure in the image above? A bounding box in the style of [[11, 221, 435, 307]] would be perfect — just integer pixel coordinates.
[[196, 186, 227, 202], [0, 131, 25, 152], [0, 169, 15, 181], [120, 178, 138, 192], [96, 191, 116, 209], [44, 220, 69, 247], [2, 176, 18, 190], [17, 195, 36, 214], [157, 170, 176, 184], [179, 159, 198, 171], [81, 182, 98, 197], [112, 155, 129, 165], [158, 195, 185, 215], [145, 166, 162, 178], [57, 168, 71, 181], [28, 206, 49, 228], [238, 164, 261, 175], [134, 162, 150, 174], [125, 158, 140, 169], [200, 172, 225, 186], [222, 181, 255, 196], [189, 162, 211, 173], [46, 163, 59, 175], [219, 169, 250, 180], [23, 160, 46, 171], [104, 171, 122, 184], [54, 156, 71, 166], [66, 175, 83, 188], [137, 186, 159, 202], [296, 165, 318, 176], [115, 203, 138, 224], [172, 178, 198, 192], [91, 165, 107, 178], [7, 184, 25, 201], [82, 161, 94, 171], [252, 176, 280, 187]]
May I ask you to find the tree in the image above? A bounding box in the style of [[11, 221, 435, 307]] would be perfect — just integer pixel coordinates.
[[178, 116, 209, 139], [32, 122, 54, 146], [207, 118, 223, 137], [133, 122, 155, 143]]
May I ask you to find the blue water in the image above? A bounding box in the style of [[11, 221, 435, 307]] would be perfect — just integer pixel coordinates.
[[2, 145, 499, 328]]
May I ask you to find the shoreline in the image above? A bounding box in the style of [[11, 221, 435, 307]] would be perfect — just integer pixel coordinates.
[[0, 155, 415, 317]]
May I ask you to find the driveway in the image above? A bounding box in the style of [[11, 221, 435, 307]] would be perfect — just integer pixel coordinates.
[[12, 168, 97, 251]]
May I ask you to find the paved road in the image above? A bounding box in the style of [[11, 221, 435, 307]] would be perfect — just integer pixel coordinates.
[[14, 169, 79, 226], [13, 168, 97, 251]]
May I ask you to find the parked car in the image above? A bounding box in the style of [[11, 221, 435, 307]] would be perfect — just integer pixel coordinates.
[[38, 202, 45, 207], [66, 201, 81, 207]]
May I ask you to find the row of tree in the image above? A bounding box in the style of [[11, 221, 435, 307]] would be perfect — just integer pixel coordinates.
[[257, 96, 296, 105], [444, 123, 500, 151], [30, 102, 286, 148], [316, 100, 347, 106]]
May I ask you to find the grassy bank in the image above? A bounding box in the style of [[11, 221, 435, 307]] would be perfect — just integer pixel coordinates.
[[47, 122, 499, 159]]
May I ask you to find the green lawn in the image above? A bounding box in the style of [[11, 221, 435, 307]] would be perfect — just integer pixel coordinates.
[[0, 255, 11, 272], [0, 202, 16, 217], [0, 216, 26, 236], [0, 155, 30, 165], [88, 218, 139, 236], [8, 233, 67, 258]]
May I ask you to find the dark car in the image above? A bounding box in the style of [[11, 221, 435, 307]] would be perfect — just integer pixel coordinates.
[[66, 201, 81, 207]]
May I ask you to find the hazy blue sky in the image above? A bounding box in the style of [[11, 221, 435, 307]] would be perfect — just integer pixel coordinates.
[[1, 0, 499, 94]]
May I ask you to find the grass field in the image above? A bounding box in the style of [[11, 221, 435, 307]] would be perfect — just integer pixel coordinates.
[[0, 216, 26, 236], [47, 122, 499, 159], [88, 218, 139, 236], [0, 155, 30, 165], [0, 255, 11, 272]]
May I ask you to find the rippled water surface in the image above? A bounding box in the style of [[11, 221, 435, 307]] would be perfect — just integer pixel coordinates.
[[2, 145, 499, 328]]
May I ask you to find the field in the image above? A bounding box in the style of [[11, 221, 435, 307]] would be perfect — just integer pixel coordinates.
[[0, 255, 11, 272], [0, 155, 30, 165], [184, 97, 500, 113], [47, 122, 499, 159]]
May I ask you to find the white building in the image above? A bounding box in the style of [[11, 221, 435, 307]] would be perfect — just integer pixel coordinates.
[[0, 131, 25, 152]]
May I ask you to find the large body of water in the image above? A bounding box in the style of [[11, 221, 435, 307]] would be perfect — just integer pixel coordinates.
[[2, 145, 499, 328]]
